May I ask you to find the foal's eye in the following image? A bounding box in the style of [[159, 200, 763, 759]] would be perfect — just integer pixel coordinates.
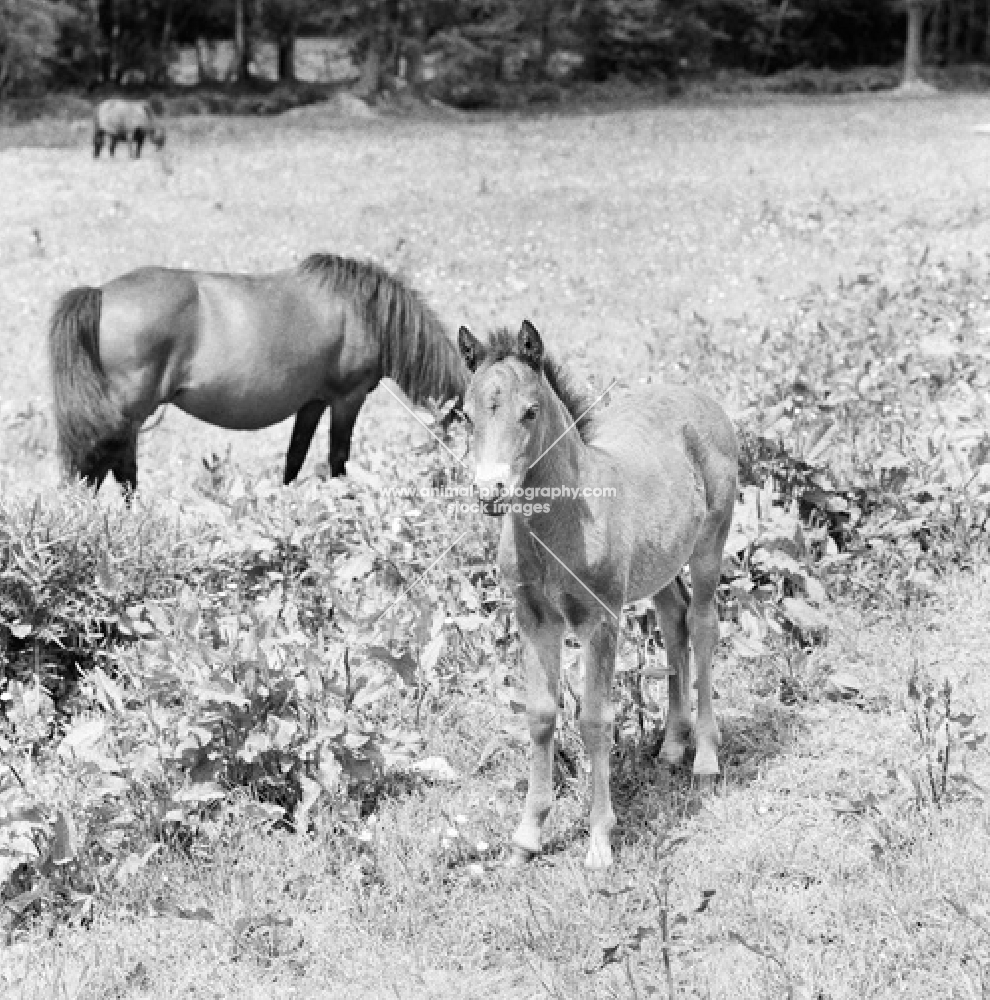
[[522, 405, 539, 422]]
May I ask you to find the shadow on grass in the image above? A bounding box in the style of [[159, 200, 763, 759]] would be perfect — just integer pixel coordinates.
[[539, 700, 808, 859]]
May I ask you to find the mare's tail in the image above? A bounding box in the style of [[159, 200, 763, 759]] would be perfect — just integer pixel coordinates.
[[47, 286, 125, 481]]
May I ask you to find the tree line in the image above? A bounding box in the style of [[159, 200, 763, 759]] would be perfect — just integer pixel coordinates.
[[0, 0, 982, 100]]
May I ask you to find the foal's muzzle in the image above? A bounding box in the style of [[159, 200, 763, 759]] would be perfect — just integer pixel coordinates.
[[474, 461, 514, 517], [475, 481, 510, 518]]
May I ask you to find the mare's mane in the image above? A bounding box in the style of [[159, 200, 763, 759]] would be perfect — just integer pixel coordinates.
[[484, 328, 597, 443], [298, 253, 465, 406]]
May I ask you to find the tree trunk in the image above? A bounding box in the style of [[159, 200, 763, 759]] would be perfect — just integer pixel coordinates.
[[926, 0, 943, 63], [946, 0, 958, 62], [195, 37, 208, 83], [903, 0, 926, 84], [159, 0, 174, 84], [404, 6, 426, 94], [357, 1, 387, 96], [539, 0, 555, 77], [89, 0, 104, 85], [109, 0, 120, 82], [234, 0, 250, 81], [277, 35, 296, 82]]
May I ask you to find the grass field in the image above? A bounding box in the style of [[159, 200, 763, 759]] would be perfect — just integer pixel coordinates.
[[2, 93, 990, 999]]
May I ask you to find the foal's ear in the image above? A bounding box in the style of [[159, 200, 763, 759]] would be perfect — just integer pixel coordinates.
[[517, 320, 544, 370], [458, 326, 485, 373]]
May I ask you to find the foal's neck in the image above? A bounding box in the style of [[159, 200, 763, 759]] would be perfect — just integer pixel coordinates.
[[526, 378, 588, 493]]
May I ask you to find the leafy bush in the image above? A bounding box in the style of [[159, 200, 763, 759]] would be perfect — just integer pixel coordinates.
[[1, 466, 485, 931]]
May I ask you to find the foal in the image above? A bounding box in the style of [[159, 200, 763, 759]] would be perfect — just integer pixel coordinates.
[[458, 321, 737, 869]]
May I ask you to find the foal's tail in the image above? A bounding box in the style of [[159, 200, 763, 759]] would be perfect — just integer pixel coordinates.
[[47, 286, 125, 480]]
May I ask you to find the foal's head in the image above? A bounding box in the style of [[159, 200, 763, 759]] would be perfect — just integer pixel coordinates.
[[458, 320, 549, 516]]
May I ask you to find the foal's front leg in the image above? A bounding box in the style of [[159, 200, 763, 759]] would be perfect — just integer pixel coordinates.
[[581, 616, 619, 869], [509, 597, 564, 865]]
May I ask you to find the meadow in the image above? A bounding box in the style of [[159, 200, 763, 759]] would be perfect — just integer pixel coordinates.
[[1, 93, 990, 999]]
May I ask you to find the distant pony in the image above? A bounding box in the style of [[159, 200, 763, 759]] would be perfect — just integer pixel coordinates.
[[48, 254, 466, 493], [93, 99, 166, 159]]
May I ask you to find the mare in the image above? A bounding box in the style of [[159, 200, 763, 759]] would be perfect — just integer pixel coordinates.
[[457, 321, 738, 869], [48, 254, 465, 493]]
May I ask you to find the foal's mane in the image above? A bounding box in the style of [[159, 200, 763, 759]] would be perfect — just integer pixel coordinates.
[[298, 253, 465, 406], [485, 328, 597, 443]]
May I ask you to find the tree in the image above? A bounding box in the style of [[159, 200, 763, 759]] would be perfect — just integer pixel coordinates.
[[0, 0, 73, 96], [233, 0, 250, 80]]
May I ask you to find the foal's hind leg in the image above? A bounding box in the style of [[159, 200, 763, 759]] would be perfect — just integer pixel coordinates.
[[687, 517, 731, 776], [654, 578, 693, 767], [284, 401, 327, 484]]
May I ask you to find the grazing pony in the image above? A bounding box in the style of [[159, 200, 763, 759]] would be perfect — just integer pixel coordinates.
[[458, 321, 737, 869], [93, 99, 166, 159], [48, 254, 465, 493]]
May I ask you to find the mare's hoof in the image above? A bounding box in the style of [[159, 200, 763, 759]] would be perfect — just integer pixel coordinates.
[[506, 844, 538, 867]]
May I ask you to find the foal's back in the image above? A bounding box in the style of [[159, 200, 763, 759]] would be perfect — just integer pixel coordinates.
[[589, 382, 737, 493]]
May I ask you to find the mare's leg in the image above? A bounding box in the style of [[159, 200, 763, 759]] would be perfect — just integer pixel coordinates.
[[79, 453, 111, 493], [328, 391, 368, 477], [93, 130, 104, 158], [580, 615, 619, 868], [133, 130, 145, 159], [687, 518, 731, 776], [654, 577, 693, 766], [509, 596, 564, 865], [110, 433, 139, 503], [283, 401, 327, 484], [108, 135, 117, 157]]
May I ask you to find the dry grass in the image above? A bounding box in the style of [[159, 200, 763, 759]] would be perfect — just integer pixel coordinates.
[[2, 93, 990, 999]]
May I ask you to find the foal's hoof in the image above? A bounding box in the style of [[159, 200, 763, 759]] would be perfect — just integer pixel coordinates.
[[660, 740, 688, 767], [692, 745, 720, 778], [584, 838, 613, 871], [505, 844, 538, 867]]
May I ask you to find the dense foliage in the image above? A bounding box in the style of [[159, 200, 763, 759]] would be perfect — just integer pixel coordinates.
[[4, 0, 990, 99]]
